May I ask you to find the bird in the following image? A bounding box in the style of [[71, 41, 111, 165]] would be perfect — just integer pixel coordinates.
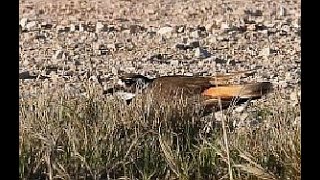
[[102, 71, 273, 116]]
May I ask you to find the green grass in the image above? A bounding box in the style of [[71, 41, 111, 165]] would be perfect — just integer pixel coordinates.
[[19, 83, 300, 180]]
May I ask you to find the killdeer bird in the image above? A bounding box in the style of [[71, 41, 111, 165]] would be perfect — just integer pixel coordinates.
[[103, 71, 273, 115]]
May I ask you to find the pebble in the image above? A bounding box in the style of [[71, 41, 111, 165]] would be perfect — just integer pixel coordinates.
[[170, 60, 179, 66], [220, 22, 230, 31], [20, 18, 28, 28], [259, 47, 270, 57], [158, 26, 174, 35], [53, 50, 64, 60], [289, 92, 298, 101], [26, 21, 37, 29], [70, 24, 76, 32], [190, 30, 200, 38], [195, 48, 211, 59], [96, 22, 104, 33]]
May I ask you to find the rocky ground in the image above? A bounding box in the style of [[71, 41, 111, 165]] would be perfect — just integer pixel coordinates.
[[19, 0, 301, 121]]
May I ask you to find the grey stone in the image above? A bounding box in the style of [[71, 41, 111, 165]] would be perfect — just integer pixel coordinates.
[[195, 48, 211, 59]]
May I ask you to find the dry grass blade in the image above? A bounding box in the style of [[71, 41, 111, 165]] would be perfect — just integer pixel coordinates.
[[159, 135, 183, 179]]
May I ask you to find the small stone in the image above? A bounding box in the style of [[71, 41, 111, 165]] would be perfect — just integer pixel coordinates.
[[20, 18, 28, 28], [195, 48, 211, 59], [22, 60, 29, 66], [176, 26, 185, 33], [170, 60, 179, 66], [70, 24, 76, 31], [158, 26, 174, 35], [79, 24, 85, 31], [49, 71, 57, 76], [285, 72, 292, 80], [190, 30, 200, 38], [290, 92, 298, 101], [26, 21, 37, 29], [259, 47, 270, 57], [278, 81, 287, 88], [247, 24, 256, 31], [107, 43, 116, 50], [126, 67, 136, 72], [220, 22, 229, 31], [130, 25, 139, 34], [96, 22, 104, 33], [53, 50, 64, 60], [184, 72, 193, 76], [188, 41, 200, 48], [175, 43, 187, 50]]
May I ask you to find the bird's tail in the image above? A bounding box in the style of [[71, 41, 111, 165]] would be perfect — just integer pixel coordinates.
[[202, 82, 273, 99]]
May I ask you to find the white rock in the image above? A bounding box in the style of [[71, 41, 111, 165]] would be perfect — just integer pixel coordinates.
[[278, 81, 288, 88], [195, 48, 201, 58], [190, 30, 200, 38], [290, 92, 298, 101], [115, 92, 136, 101], [220, 22, 229, 30], [259, 47, 270, 57], [96, 22, 104, 32], [170, 60, 179, 66], [79, 24, 85, 31], [26, 21, 37, 29], [70, 24, 76, 31], [158, 26, 174, 35], [184, 72, 193, 76], [20, 18, 28, 28], [107, 43, 116, 50]]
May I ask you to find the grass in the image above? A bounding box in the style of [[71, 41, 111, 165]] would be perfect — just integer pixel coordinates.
[[19, 82, 300, 180]]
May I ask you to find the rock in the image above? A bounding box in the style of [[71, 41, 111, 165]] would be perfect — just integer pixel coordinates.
[[26, 21, 37, 29], [70, 24, 76, 32], [130, 25, 139, 34], [246, 24, 256, 31], [195, 48, 211, 59], [188, 41, 200, 48], [107, 43, 116, 50], [290, 92, 298, 101], [259, 47, 270, 57], [79, 24, 85, 31], [96, 22, 104, 33], [20, 18, 28, 28], [176, 26, 185, 33], [53, 50, 64, 60], [190, 30, 200, 38], [175, 43, 187, 50], [158, 26, 174, 35], [278, 81, 288, 88], [184, 72, 193, 76], [220, 22, 229, 31]]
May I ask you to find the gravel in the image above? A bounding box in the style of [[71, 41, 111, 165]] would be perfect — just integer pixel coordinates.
[[19, 0, 301, 113]]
